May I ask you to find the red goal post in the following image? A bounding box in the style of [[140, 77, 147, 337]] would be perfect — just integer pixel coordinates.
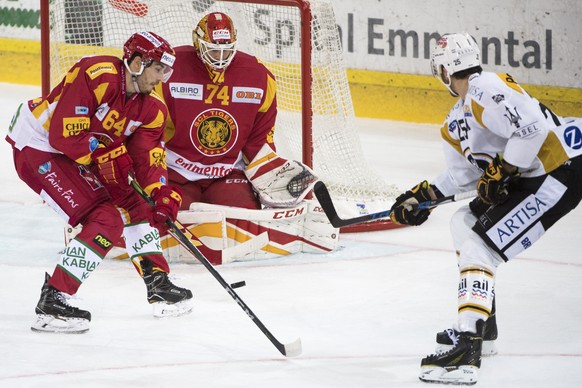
[[40, 0, 402, 232]]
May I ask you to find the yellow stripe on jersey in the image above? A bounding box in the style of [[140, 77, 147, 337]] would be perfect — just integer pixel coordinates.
[[246, 151, 278, 170], [153, 83, 165, 102], [164, 114, 177, 143], [74, 153, 93, 166], [30, 99, 48, 120], [497, 73, 525, 95], [471, 99, 486, 129], [93, 83, 109, 105], [149, 89, 165, 103], [440, 122, 463, 156], [258, 73, 276, 113], [537, 131, 570, 173], [144, 181, 163, 196], [64, 67, 80, 85], [153, 84, 177, 143], [141, 109, 165, 129]]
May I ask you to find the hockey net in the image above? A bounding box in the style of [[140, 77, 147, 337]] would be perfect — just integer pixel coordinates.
[[42, 0, 401, 232]]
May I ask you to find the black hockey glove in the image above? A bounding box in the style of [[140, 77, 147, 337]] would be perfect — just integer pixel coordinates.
[[390, 180, 438, 226], [469, 197, 490, 218], [477, 155, 520, 205]]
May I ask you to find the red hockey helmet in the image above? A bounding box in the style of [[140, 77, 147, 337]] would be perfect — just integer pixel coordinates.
[[123, 31, 176, 80], [192, 12, 237, 72]]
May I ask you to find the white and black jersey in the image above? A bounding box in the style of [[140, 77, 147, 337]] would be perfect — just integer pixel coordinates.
[[430, 71, 582, 261], [433, 71, 568, 196]]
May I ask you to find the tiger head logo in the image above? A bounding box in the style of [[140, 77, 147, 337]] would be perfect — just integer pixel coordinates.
[[191, 109, 239, 156], [199, 119, 230, 148]]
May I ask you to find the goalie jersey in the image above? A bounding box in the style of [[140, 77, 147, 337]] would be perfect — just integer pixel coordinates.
[[6, 55, 171, 194], [432, 71, 573, 196], [157, 45, 278, 183]]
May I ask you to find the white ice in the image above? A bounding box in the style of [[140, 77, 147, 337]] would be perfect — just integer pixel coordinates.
[[1, 82, 580, 388]]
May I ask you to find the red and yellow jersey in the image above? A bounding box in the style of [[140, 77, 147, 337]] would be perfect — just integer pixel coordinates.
[[158, 45, 277, 182], [7, 55, 169, 194]]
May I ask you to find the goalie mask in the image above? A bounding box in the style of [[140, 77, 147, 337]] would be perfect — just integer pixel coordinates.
[[123, 31, 176, 82], [430, 33, 480, 96], [193, 12, 238, 73]]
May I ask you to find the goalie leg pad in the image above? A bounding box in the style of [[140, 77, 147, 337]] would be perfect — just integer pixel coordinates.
[[162, 201, 339, 263], [188, 201, 339, 261]]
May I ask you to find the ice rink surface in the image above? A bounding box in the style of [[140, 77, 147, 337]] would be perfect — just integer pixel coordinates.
[[1, 82, 581, 387]]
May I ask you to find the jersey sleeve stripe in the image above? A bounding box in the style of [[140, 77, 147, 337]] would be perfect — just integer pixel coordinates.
[[537, 131, 570, 173], [258, 73, 276, 113], [440, 123, 463, 156]]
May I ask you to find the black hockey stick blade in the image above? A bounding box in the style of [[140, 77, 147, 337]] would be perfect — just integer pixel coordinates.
[[314, 181, 476, 228], [313, 181, 389, 227], [129, 174, 302, 357]]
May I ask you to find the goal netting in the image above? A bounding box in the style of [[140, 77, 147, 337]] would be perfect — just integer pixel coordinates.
[[43, 0, 401, 231]]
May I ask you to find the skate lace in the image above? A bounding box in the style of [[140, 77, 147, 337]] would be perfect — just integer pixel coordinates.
[[54, 290, 76, 309], [428, 338, 460, 359], [147, 272, 179, 292], [445, 328, 459, 346]]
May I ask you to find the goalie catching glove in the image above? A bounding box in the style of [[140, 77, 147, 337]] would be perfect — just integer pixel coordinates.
[[390, 180, 441, 226], [91, 143, 134, 185], [245, 144, 318, 208], [149, 185, 183, 232], [477, 154, 520, 205]]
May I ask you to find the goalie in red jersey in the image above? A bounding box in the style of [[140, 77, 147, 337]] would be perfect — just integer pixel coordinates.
[[6, 32, 193, 333], [157, 12, 339, 264]]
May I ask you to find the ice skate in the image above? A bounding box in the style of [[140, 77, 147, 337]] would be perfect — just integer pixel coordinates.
[[144, 270, 193, 318], [435, 302, 497, 356], [419, 320, 484, 385], [31, 273, 91, 334]]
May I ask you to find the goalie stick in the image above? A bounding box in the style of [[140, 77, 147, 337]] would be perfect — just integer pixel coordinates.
[[314, 181, 477, 228], [129, 174, 302, 357]]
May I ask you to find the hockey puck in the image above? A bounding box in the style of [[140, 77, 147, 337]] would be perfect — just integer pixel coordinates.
[[230, 281, 246, 289]]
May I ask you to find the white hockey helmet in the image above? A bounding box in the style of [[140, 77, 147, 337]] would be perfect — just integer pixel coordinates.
[[430, 33, 480, 96]]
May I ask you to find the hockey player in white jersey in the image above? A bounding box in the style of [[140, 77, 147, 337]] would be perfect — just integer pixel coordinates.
[[389, 32, 582, 385]]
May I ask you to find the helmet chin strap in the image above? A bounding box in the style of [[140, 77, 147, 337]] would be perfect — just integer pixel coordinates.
[[131, 75, 142, 94], [446, 84, 459, 97], [123, 58, 145, 94], [440, 69, 459, 97]]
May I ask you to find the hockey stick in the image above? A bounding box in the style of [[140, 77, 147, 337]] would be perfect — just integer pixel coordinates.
[[129, 174, 302, 357], [313, 181, 477, 228]]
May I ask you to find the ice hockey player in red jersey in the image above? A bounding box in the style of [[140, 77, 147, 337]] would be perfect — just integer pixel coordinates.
[[156, 12, 338, 264], [6, 31, 193, 333], [161, 11, 316, 209]]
